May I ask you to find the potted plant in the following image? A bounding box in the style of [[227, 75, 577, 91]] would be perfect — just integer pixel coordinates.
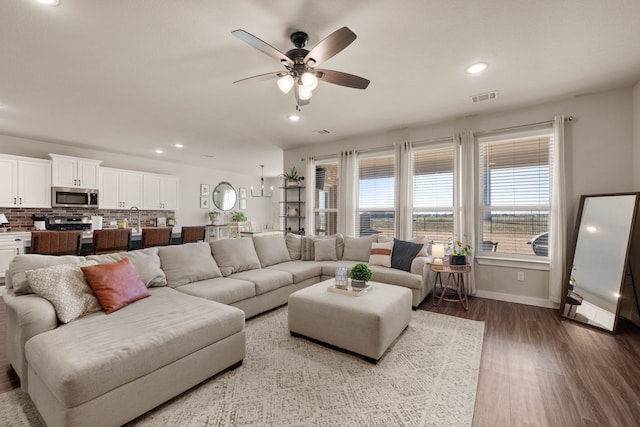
[[166, 215, 176, 227], [231, 211, 247, 223], [208, 210, 221, 225], [350, 263, 373, 289], [448, 237, 471, 265], [280, 166, 300, 187]]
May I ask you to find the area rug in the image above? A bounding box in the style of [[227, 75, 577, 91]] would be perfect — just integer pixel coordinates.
[[0, 307, 484, 426]]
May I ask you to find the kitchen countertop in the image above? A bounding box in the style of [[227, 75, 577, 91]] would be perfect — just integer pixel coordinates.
[[1, 229, 181, 247]]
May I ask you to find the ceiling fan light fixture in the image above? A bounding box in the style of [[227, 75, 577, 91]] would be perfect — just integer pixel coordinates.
[[277, 75, 295, 93], [301, 72, 318, 90], [298, 86, 313, 100]]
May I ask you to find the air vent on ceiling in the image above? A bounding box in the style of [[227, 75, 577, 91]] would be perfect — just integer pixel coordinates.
[[316, 129, 330, 135], [470, 90, 498, 103]]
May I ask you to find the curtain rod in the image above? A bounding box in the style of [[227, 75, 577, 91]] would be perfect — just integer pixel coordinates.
[[474, 116, 573, 137]]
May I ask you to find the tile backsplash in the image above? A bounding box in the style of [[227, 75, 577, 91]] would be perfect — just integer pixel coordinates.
[[0, 208, 175, 232]]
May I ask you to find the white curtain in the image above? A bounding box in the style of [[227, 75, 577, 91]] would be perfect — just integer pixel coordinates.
[[305, 157, 316, 235], [455, 131, 476, 294], [338, 151, 357, 237], [395, 141, 413, 240], [549, 116, 567, 303]]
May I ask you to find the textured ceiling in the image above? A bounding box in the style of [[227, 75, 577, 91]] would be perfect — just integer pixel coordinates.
[[1, 0, 639, 176]]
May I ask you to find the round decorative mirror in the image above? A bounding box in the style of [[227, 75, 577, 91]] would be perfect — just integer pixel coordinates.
[[212, 181, 237, 211]]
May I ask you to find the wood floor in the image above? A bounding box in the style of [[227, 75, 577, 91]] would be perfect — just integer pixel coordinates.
[[1, 295, 639, 426]]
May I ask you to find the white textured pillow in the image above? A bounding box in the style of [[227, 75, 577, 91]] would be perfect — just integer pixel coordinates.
[[314, 237, 338, 261], [411, 235, 430, 257], [210, 237, 261, 276], [369, 241, 394, 267], [9, 255, 86, 295], [25, 261, 102, 323], [253, 234, 291, 267], [285, 233, 302, 261]]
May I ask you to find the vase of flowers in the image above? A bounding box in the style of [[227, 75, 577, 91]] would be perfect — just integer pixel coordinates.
[[208, 210, 221, 225], [350, 263, 373, 289]]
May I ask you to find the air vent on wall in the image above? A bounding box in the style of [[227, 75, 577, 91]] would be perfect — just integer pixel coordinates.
[[470, 90, 498, 103]]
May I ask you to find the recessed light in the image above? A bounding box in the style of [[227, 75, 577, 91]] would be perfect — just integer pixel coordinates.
[[174, 143, 184, 148], [466, 62, 488, 74], [155, 149, 163, 154], [36, 0, 60, 5], [288, 114, 300, 122]]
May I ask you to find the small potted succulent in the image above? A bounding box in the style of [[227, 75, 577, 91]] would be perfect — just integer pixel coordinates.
[[350, 263, 373, 289], [166, 215, 176, 227], [448, 237, 471, 265]]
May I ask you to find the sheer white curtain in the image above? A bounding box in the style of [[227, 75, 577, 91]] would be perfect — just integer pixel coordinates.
[[549, 116, 567, 303], [338, 151, 357, 237], [395, 141, 413, 239], [305, 157, 316, 235], [455, 131, 476, 294]]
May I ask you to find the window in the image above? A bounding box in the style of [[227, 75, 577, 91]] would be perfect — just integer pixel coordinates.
[[412, 143, 454, 245], [478, 130, 552, 257], [357, 153, 395, 237], [314, 161, 338, 235]]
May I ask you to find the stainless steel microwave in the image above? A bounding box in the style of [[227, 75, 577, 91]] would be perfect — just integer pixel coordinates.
[[52, 187, 99, 208]]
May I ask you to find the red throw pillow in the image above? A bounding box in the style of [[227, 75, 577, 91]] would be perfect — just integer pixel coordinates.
[[81, 258, 150, 314]]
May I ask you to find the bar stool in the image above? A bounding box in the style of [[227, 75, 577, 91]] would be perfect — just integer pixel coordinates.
[[92, 229, 132, 254], [180, 226, 206, 244], [141, 227, 173, 248], [30, 230, 82, 256]]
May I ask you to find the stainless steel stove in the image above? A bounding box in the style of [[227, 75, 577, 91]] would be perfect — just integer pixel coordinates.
[[46, 216, 92, 231]]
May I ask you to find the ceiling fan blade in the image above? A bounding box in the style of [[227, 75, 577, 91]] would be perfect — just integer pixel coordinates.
[[304, 27, 357, 66], [232, 72, 284, 84], [316, 69, 370, 89], [232, 29, 293, 65]]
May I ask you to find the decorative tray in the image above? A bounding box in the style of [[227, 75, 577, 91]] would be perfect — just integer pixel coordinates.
[[327, 285, 372, 297]]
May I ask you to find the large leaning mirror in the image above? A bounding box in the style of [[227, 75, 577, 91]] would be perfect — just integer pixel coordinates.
[[562, 193, 640, 332], [212, 181, 237, 211]]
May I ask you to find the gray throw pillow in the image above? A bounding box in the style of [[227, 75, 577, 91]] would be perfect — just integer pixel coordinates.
[[314, 237, 338, 261], [343, 236, 376, 261], [9, 254, 86, 295], [253, 234, 291, 267], [391, 238, 423, 272], [210, 237, 261, 276], [301, 236, 315, 261], [159, 242, 223, 287], [285, 233, 302, 260]]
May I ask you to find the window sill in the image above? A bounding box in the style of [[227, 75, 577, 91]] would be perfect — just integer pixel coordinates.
[[475, 255, 550, 271]]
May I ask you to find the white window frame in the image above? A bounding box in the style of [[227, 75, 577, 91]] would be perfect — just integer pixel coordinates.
[[356, 149, 396, 237], [314, 158, 338, 235]]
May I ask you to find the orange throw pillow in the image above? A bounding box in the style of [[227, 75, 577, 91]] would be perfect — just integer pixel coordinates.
[[81, 258, 150, 314]]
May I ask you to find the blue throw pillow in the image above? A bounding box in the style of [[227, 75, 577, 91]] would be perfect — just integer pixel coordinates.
[[391, 239, 423, 272]]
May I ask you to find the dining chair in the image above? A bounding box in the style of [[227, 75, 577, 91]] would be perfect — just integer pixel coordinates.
[[180, 226, 206, 244], [141, 227, 173, 248], [30, 230, 82, 256], [92, 228, 132, 254]]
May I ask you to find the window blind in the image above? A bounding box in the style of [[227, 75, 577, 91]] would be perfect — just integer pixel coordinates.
[[358, 154, 395, 236]]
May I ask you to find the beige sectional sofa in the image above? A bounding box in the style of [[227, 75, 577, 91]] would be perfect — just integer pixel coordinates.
[[3, 232, 433, 427]]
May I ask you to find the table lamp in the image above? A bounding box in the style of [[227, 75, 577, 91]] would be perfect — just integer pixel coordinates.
[[432, 244, 445, 264]]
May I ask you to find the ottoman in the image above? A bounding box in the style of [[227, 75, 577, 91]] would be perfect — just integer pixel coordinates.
[[288, 280, 412, 363]]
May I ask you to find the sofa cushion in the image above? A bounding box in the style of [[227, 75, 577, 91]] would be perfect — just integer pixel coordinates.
[[369, 264, 423, 290], [369, 241, 394, 267], [391, 239, 423, 272], [87, 247, 167, 287], [25, 260, 101, 323], [267, 260, 324, 283], [210, 237, 261, 276], [253, 234, 291, 267], [314, 237, 337, 261], [9, 254, 85, 295], [229, 268, 292, 295], [285, 233, 302, 260], [343, 236, 376, 261], [159, 242, 222, 287], [320, 260, 359, 276], [81, 258, 151, 314], [173, 277, 256, 305], [24, 287, 244, 408]]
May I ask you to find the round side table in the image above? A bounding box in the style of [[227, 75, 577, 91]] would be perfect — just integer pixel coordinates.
[[430, 263, 471, 310]]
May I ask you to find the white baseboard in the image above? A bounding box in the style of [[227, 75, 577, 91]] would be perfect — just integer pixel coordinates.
[[473, 289, 560, 309]]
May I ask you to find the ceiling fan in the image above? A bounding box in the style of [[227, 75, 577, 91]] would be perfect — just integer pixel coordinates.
[[231, 27, 370, 109]]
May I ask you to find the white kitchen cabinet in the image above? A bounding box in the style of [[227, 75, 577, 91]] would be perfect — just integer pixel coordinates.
[[0, 236, 25, 281], [0, 155, 51, 208], [143, 173, 179, 210], [99, 168, 143, 209], [50, 154, 102, 189]]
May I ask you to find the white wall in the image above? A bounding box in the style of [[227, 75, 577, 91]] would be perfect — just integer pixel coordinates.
[[284, 86, 636, 305], [0, 134, 279, 229]]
